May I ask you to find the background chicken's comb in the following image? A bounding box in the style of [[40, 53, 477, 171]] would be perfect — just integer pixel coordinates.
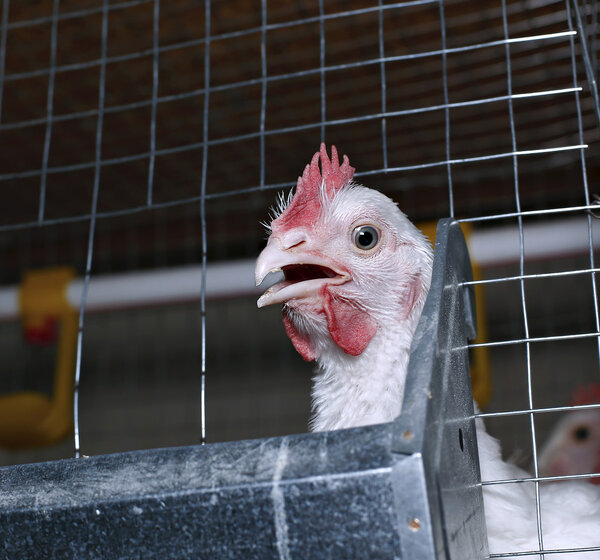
[[570, 383, 600, 406], [275, 144, 355, 231]]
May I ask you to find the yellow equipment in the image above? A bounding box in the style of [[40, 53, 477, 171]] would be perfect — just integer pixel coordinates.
[[0, 268, 78, 448], [420, 222, 492, 409]]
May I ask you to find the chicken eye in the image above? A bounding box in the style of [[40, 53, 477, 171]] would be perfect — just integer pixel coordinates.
[[353, 225, 379, 250], [573, 426, 590, 441]]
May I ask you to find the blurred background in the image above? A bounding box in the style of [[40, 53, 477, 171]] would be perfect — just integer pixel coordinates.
[[0, 0, 598, 468]]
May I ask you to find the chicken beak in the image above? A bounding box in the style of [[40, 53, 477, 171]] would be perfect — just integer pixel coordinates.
[[255, 237, 288, 287], [255, 236, 349, 308], [255, 237, 306, 308]]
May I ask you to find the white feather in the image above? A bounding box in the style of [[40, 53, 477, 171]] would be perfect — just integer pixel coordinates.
[[296, 183, 600, 558], [477, 422, 600, 558]]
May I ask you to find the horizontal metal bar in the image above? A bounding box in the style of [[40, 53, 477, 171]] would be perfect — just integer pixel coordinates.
[[3, 1, 440, 82], [465, 215, 600, 266], [477, 402, 600, 419], [488, 544, 600, 558], [462, 267, 600, 287], [0, 112, 586, 180], [1, 216, 597, 316], [468, 331, 600, 349], [481, 471, 600, 485], [5, 0, 151, 30], [1, 28, 575, 84], [0, 157, 595, 237], [0, 84, 581, 133], [5, 0, 436, 32], [3, 39, 581, 130], [458, 203, 597, 224], [353, 144, 587, 175], [99, 98, 584, 156]]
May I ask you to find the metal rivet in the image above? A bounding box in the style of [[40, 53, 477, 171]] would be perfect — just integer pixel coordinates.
[[409, 518, 421, 532]]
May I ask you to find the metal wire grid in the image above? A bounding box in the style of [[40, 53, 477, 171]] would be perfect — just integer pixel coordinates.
[[199, 0, 210, 445], [72, 0, 108, 459], [464, 1, 600, 557], [0, 0, 598, 556], [571, 0, 599, 126], [0, 1, 596, 225]]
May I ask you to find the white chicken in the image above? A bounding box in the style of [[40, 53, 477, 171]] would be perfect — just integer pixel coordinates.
[[256, 144, 600, 559], [538, 383, 600, 484]]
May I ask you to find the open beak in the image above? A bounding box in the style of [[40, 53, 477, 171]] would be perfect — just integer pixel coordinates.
[[255, 236, 349, 308]]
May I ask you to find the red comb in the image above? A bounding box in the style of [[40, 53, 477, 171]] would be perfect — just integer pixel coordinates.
[[570, 383, 600, 406], [274, 143, 355, 232]]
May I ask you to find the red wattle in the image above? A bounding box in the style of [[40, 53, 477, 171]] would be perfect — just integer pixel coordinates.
[[323, 287, 377, 356], [282, 310, 318, 362]]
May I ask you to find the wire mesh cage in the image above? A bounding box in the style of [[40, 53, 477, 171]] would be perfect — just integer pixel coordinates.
[[0, 0, 599, 558]]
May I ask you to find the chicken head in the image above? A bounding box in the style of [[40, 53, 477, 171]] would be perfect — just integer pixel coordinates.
[[255, 144, 432, 365]]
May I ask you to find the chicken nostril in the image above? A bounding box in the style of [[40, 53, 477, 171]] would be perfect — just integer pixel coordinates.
[[286, 240, 306, 250], [281, 231, 308, 250]]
